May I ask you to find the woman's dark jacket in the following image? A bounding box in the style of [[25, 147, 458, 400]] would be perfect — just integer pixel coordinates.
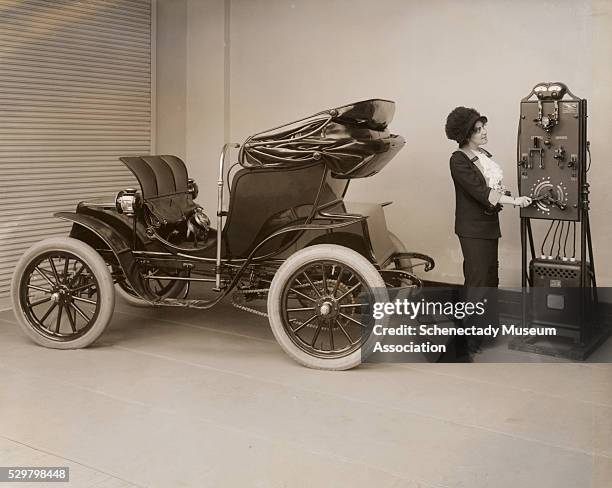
[[449, 150, 501, 239]]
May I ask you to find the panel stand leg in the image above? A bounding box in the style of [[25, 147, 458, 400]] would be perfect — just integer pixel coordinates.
[[520, 218, 528, 329]]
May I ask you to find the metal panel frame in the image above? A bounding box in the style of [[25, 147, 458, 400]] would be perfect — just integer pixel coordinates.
[[0, 0, 153, 306]]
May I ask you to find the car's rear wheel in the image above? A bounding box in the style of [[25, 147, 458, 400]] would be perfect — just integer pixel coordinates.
[[11, 237, 115, 349], [267, 244, 387, 370]]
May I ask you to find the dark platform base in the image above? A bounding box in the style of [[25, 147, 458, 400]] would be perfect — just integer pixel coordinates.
[[508, 324, 612, 361]]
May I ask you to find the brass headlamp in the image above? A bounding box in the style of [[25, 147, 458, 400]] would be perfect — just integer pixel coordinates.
[[115, 188, 141, 216]]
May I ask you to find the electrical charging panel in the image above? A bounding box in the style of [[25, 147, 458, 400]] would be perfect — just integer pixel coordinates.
[[518, 82, 586, 221], [514, 83, 604, 359], [529, 258, 592, 330]]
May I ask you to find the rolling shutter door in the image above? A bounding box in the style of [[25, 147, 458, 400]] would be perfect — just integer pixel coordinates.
[[0, 0, 152, 300]]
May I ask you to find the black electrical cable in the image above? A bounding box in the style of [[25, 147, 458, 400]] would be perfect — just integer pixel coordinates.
[[549, 220, 560, 257], [541, 220, 555, 256], [572, 221, 576, 259], [563, 219, 571, 258], [586, 142, 591, 172], [555, 221, 564, 258], [516, 117, 522, 167]]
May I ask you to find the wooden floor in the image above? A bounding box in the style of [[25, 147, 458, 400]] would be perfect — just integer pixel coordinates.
[[0, 299, 610, 488]]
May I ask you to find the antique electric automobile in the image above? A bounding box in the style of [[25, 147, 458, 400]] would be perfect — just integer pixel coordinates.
[[11, 99, 434, 370]]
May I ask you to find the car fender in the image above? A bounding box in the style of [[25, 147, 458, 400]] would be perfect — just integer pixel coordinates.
[[304, 230, 375, 262], [54, 212, 150, 300], [304, 202, 394, 264]]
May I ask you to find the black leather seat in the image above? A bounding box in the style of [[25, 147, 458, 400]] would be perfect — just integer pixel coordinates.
[[223, 162, 336, 258], [119, 155, 340, 259], [120, 155, 197, 227]]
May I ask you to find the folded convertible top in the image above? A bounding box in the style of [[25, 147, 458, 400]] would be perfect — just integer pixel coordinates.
[[239, 99, 406, 179]]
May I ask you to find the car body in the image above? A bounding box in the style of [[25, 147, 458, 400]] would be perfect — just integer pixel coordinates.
[[11, 99, 434, 370]]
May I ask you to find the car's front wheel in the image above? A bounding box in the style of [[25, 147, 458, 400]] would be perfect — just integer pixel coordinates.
[[267, 244, 387, 370], [11, 237, 115, 349]]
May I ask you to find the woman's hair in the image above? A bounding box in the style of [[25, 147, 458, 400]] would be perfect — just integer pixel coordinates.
[[445, 107, 488, 146]]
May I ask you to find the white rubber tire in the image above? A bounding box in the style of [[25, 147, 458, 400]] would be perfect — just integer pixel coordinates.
[[11, 237, 115, 349], [267, 244, 387, 370]]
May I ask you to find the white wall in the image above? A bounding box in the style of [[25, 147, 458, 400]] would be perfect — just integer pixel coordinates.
[[156, 0, 612, 286], [155, 0, 187, 159], [590, 0, 612, 287], [156, 0, 226, 214], [185, 0, 227, 214]]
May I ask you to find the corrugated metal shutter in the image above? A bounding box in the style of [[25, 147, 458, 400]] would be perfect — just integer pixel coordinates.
[[0, 0, 151, 299]]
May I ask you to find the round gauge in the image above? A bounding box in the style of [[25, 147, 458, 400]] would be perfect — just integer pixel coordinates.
[[530, 179, 569, 214], [534, 85, 547, 99], [541, 116, 550, 127]]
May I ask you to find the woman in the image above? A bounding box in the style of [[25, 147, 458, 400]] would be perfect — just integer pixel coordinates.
[[445, 106, 531, 352]]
